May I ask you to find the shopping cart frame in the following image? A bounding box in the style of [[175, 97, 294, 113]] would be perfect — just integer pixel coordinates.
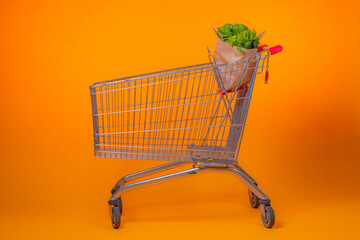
[[90, 45, 282, 229]]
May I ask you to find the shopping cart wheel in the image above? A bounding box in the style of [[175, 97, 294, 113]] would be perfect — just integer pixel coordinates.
[[248, 189, 260, 208], [120, 197, 123, 215], [110, 205, 121, 229], [117, 197, 123, 215], [260, 205, 275, 228]]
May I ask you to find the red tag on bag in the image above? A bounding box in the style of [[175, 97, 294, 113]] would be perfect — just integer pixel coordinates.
[[265, 71, 269, 84]]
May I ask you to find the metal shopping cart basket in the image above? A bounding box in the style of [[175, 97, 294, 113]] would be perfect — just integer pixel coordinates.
[[90, 44, 283, 229]]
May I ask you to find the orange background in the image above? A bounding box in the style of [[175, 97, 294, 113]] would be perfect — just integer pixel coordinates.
[[1, 0, 360, 239]]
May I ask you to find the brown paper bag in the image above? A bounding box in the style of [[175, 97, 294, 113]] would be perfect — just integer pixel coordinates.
[[214, 38, 258, 91]]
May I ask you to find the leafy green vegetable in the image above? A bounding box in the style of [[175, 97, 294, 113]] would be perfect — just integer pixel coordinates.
[[216, 23, 262, 52], [232, 24, 248, 35]]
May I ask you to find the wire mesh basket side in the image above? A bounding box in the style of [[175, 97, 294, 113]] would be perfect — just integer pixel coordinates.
[[90, 57, 263, 164]]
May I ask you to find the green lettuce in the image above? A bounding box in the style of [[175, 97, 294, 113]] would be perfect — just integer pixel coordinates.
[[216, 23, 262, 53]]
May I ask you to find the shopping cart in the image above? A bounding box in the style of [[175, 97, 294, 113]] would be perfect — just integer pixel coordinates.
[[90, 44, 283, 229]]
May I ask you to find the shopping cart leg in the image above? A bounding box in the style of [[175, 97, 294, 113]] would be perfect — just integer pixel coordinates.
[[110, 161, 189, 194], [233, 164, 257, 185], [108, 166, 202, 228], [230, 169, 269, 201], [233, 164, 261, 208], [108, 165, 274, 229], [109, 166, 203, 203], [228, 165, 275, 228], [204, 166, 275, 228]]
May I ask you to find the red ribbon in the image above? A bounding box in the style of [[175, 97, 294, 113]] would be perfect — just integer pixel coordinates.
[[217, 86, 249, 96]]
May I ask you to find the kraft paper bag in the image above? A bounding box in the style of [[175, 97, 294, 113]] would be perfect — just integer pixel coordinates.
[[214, 38, 257, 91]]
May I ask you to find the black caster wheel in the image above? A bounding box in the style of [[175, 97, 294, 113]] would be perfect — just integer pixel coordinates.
[[110, 205, 121, 229], [248, 189, 260, 208], [260, 204, 275, 228], [120, 197, 123, 215], [118, 197, 123, 215]]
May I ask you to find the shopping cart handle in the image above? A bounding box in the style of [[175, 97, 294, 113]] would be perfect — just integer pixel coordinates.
[[269, 45, 283, 55]]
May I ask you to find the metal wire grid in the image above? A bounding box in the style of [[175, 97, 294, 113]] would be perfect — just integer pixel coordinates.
[[90, 56, 265, 164]]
